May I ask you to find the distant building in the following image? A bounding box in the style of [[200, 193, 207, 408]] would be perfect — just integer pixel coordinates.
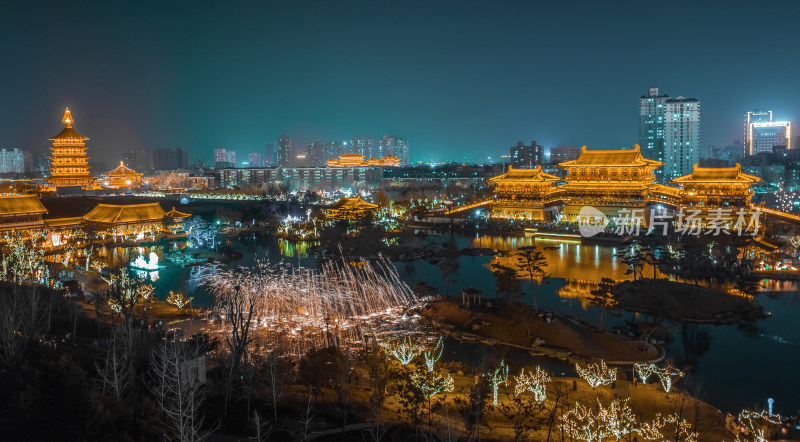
[[510, 141, 544, 168], [263, 143, 276, 165], [306, 141, 329, 167], [276, 135, 292, 167], [152, 148, 188, 170], [351, 136, 376, 158], [744, 109, 792, 155], [378, 135, 409, 166], [98, 161, 143, 189], [124, 148, 152, 172], [213, 148, 228, 164], [247, 152, 263, 168], [0, 148, 31, 174], [326, 153, 400, 167], [664, 96, 701, 182], [548, 145, 581, 164], [708, 143, 745, 165], [639, 87, 669, 181]]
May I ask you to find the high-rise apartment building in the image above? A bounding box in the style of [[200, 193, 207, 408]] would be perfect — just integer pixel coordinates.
[[708, 142, 745, 165], [263, 143, 276, 165], [663, 96, 701, 181], [378, 135, 409, 165], [351, 136, 376, 158], [152, 148, 188, 170], [213, 148, 228, 164], [744, 109, 792, 155], [247, 152, 263, 168], [0, 149, 31, 174], [276, 135, 293, 167], [509, 141, 544, 168], [638, 87, 669, 181]]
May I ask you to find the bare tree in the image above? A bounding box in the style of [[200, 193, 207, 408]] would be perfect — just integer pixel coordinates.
[[95, 328, 134, 401], [264, 348, 286, 424], [292, 392, 315, 442], [149, 337, 209, 442], [0, 283, 58, 366], [250, 411, 273, 442]]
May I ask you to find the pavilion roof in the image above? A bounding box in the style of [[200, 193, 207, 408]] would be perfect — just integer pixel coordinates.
[[327, 196, 378, 211], [166, 207, 191, 219], [671, 163, 761, 185], [559, 145, 662, 167], [0, 194, 48, 216], [104, 161, 142, 178], [83, 203, 167, 224], [44, 217, 83, 228], [488, 165, 560, 184]]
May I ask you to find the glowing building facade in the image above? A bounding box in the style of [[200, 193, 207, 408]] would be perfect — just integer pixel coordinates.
[[744, 109, 792, 155], [325, 153, 400, 167], [671, 163, 760, 209], [487, 166, 559, 220], [664, 97, 701, 182], [48, 108, 94, 188]]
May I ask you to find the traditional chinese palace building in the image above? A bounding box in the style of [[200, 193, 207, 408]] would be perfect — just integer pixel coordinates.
[[324, 196, 378, 220], [98, 161, 143, 189], [0, 194, 48, 232], [671, 163, 760, 210], [326, 153, 401, 167], [487, 166, 559, 220], [485, 145, 749, 221], [48, 108, 94, 189], [554, 146, 672, 220], [82, 203, 189, 236]]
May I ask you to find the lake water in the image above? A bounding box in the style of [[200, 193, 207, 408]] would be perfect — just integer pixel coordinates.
[[104, 232, 800, 415]]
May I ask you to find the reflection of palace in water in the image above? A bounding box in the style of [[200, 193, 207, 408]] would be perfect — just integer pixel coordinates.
[[486, 145, 789, 224]]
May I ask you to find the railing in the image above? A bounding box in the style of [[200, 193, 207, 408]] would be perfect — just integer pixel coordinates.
[[441, 199, 492, 215]]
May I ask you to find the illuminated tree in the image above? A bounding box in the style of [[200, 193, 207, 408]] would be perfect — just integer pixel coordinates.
[[422, 337, 444, 372], [634, 362, 657, 384], [639, 412, 699, 442], [560, 398, 638, 442], [575, 359, 617, 388], [410, 366, 455, 399], [514, 246, 549, 311], [735, 409, 781, 442], [487, 360, 509, 406], [95, 328, 134, 401], [108, 269, 154, 335], [167, 290, 194, 312], [514, 366, 551, 402], [654, 365, 684, 393], [382, 336, 423, 365]]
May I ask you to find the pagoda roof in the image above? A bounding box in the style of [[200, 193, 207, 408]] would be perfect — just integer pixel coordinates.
[[0, 194, 48, 216], [44, 217, 83, 228], [50, 108, 89, 141], [671, 163, 761, 185], [83, 203, 167, 224], [104, 161, 142, 178], [488, 165, 560, 183], [327, 196, 378, 211], [559, 145, 662, 167]]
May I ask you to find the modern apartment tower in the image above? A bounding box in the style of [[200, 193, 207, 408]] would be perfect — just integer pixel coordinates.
[[663, 96, 701, 181], [276, 135, 293, 167], [638, 87, 669, 182], [510, 141, 544, 168]]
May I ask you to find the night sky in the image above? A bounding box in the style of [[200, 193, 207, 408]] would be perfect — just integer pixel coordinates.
[[2, 0, 799, 164]]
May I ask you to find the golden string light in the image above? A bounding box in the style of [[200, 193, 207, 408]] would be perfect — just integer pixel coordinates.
[[513, 366, 551, 402], [575, 359, 617, 388]]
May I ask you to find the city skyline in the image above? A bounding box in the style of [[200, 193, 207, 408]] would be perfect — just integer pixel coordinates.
[[2, 1, 799, 164]]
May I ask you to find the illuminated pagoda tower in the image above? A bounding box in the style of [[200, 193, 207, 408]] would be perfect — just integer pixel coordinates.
[[48, 108, 94, 189], [556, 145, 672, 220], [488, 165, 560, 221]]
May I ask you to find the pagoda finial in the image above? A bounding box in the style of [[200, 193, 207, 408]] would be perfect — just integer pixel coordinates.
[[62, 107, 74, 128]]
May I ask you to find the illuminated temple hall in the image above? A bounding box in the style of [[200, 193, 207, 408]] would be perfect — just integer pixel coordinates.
[[324, 196, 378, 220], [48, 108, 95, 189], [671, 163, 761, 210], [555, 145, 674, 219], [0, 194, 48, 232], [487, 166, 559, 220], [98, 161, 143, 189], [82, 203, 190, 237]]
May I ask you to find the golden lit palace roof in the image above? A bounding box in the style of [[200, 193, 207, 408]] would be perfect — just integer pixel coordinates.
[[104, 161, 143, 178], [488, 165, 560, 183], [327, 196, 379, 211], [326, 153, 400, 167], [0, 194, 48, 216], [50, 108, 89, 141], [671, 163, 761, 185], [559, 145, 662, 167], [83, 203, 169, 224], [166, 207, 191, 219]]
